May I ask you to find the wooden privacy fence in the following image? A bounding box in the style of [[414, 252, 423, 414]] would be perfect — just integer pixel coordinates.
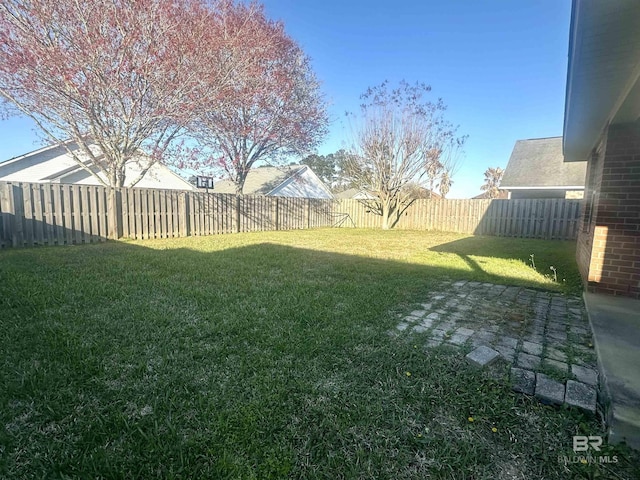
[[0, 182, 333, 248], [0, 182, 583, 248], [334, 198, 583, 240]]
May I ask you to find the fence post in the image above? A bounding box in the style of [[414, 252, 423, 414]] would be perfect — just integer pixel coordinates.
[[306, 198, 311, 229]]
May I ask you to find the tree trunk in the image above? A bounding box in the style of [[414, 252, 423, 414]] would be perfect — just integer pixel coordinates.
[[381, 201, 390, 230]]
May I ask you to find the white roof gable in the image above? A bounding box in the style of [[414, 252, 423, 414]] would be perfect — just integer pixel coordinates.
[[0, 143, 194, 190], [269, 166, 333, 199]]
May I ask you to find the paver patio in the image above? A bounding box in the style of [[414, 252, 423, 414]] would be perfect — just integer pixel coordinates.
[[394, 280, 600, 413]]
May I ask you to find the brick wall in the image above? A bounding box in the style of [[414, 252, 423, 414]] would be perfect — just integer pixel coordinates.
[[577, 122, 640, 298], [576, 139, 602, 285]]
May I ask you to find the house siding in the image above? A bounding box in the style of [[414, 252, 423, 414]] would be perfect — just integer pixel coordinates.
[[508, 189, 582, 200], [270, 168, 332, 199], [577, 122, 640, 298], [0, 146, 194, 190]]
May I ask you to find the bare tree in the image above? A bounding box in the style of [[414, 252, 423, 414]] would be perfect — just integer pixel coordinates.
[[345, 81, 465, 229], [480, 167, 504, 199], [0, 0, 235, 187]]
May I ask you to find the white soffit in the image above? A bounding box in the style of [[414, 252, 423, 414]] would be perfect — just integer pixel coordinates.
[[563, 0, 640, 162]]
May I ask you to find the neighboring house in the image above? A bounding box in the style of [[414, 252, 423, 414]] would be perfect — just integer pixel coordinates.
[[563, 0, 640, 299], [0, 142, 194, 190], [335, 188, 375, 200], [212, 165, 333, 199], [500, 136, 587, 199], [472, 191, 509, 200], [335, 185, 440, 200]]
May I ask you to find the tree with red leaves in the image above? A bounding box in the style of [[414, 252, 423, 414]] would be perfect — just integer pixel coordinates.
[[0, 0, 237, 187], [185, 2, 328, 195]]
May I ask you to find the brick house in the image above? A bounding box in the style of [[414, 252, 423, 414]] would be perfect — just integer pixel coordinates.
[[564, 0, 640, 298]]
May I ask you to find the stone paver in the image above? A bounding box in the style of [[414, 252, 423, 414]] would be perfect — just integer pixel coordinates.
[[456, 327, 475, 336], [474, 330, 496, 343], [535, 373, 565, 405], [497, 336, 519, 349], [522, 341, 543, 356], [544, 358, 569, 373], [391, 280, 599, 412], [546, 347, 567, 362], [495, 345, 516, 362], [466, 346, 501, 367], [571, 365, 598, 386], [449, 333, 470, 346], [517, 353, 541, 370], [511, 367, 535, 395], [430, 329, 446, 340], [565, 380, 597, 414]]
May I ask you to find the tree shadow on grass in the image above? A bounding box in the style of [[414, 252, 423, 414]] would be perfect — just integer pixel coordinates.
[[0, 238, 595, 479], [428, 235, 582, 293]]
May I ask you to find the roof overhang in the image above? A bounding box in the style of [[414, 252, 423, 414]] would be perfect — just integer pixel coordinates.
[[563, 0, 640, 162], [502, 186, 584, 191]]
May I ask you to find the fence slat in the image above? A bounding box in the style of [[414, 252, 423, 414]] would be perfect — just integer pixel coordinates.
[[42, 184, 55, 245]]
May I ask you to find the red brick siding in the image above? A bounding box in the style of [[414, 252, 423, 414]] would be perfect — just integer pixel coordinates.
[[578, 122, 640, 298]]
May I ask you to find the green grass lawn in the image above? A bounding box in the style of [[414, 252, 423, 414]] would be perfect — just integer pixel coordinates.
[[1, 229, 638, 479]]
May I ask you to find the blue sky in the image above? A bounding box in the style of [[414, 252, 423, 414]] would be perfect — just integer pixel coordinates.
[[0, 0, 571, 198], [261, 0, 572, 197]]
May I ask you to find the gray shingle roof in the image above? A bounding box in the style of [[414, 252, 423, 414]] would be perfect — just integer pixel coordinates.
[[501, 137, 587, 189], [213, 165, 306, 195]]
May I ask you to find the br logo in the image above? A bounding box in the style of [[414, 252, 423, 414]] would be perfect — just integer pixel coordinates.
[[573, 435, 602, 452]]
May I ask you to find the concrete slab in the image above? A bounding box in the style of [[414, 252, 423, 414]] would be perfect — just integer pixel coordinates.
[[466, 346, 500, 368], [584, 291, 640, 450]]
